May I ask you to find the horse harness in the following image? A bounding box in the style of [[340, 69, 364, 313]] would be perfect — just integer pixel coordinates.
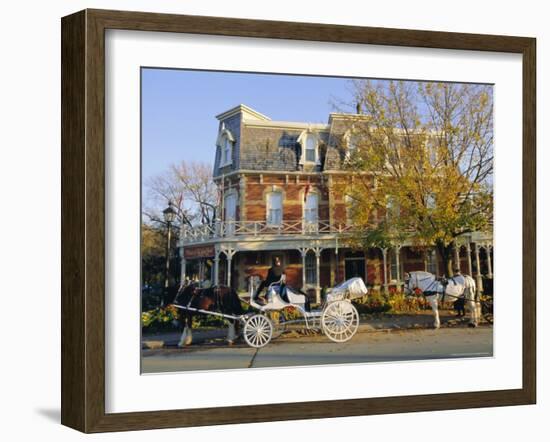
[[409, 274, 462, 303]]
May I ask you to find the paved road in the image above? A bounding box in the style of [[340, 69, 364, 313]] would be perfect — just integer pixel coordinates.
[[142, 326, 493, 373]]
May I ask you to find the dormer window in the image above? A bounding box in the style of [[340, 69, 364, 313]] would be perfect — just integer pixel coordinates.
[[426, 193, 436, 209], [222, 137, 232, 166], [344, 128, 362, 160], [298, 130, 320, 165], [217, 124, 235, 167], [305, 135, 316, 162], [347, 134, 359, 155]]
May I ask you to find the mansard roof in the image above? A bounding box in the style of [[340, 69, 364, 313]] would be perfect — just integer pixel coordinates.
[[213, 105, 368, 177]]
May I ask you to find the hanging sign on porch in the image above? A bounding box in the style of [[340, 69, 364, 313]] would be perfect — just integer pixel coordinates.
[[184, 245, 216, 259]]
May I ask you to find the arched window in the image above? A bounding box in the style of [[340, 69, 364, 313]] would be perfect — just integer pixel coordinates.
[[266, 191, 283, 226]]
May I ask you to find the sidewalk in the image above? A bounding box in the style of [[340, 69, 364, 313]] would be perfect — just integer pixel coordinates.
[[142, 309, 484, 349]]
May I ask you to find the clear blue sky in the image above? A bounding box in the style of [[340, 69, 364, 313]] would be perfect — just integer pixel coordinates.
[[141, 68, 355, 182]]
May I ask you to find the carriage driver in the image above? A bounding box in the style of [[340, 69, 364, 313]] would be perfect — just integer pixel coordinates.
[[254, 256, 288, 304]]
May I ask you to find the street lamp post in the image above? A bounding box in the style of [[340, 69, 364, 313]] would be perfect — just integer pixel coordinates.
[[162, 201, 177, 306]]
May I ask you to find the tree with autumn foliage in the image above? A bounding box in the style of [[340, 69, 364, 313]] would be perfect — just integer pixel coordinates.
[[340, 80, 493, 276]]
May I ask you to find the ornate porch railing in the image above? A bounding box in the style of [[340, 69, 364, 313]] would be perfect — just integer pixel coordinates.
[[180, 220, 354, 243]]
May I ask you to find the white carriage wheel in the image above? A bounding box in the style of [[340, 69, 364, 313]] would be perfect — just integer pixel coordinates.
[[321, 300, 359, 343], [243, 314, 273, 348]]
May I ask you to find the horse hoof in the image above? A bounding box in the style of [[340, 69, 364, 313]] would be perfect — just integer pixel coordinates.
[[468, 323, 477, 328], [227, 340, 234, 346]]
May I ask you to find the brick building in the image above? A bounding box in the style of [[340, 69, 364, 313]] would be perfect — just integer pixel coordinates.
[[179, 104, 493, 301]]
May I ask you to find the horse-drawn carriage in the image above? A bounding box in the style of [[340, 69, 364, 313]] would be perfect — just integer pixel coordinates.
[[172, 277, 368, 348]]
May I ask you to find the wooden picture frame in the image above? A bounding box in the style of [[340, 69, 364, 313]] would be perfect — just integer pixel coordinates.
[[61, 8, 536, 433]]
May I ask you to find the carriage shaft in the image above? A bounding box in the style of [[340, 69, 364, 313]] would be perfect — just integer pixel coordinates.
[[172, 304, 242, 321]]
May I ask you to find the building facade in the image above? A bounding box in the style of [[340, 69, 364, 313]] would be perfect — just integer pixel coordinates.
[[179, 104, 493, 302]]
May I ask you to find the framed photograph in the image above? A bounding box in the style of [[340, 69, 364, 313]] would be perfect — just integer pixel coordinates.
[[61, 9, 536, 433]]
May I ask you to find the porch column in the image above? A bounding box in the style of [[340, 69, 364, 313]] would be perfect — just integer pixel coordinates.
[[330, 249, 336, 286], [335, 236, 340, 283], [453, 241, 460, 270], [466, 242, 473, 276], [299, 248, 307, 289], [314, 247, 322, 304], [334, 248, 339, 284], [395, 245, 402, 289], [198, 260, 204, 284], [180, 254, 187, 288], [226, 250, 237, 287], [213, 255, 220, 287], [364, 249, 368, 286], [381, 248, 388, 294], [474, 243, 483, 296], [486, 244, 493, 279]]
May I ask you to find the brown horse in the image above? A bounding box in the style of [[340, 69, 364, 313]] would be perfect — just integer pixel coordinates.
[[172, 283, 244, 346]]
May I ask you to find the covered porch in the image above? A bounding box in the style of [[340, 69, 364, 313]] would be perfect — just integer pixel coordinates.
[[180, 234, 494, 301]]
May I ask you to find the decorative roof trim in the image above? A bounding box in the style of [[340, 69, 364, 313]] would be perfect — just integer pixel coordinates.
[[328, 112, 371, 124], [215, 104, 271, 122], [243, 120, 330, 131]]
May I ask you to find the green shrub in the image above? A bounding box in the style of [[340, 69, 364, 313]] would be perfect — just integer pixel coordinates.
[[387, 293, 429, 312], [141, 304, 179, 332], [353, 291, 428, 314], [353, 292, 391, 314]]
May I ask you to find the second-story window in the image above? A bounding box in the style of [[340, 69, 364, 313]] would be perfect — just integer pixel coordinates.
[[224, 192, 237, 235], [386, 196, 400, 220], [344, 195, 354, 226], [266, 192, 283, 226], [304, 193, 318, 224]]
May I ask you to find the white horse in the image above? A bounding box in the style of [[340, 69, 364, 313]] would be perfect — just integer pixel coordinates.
[[403, 271, 480, 329]]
